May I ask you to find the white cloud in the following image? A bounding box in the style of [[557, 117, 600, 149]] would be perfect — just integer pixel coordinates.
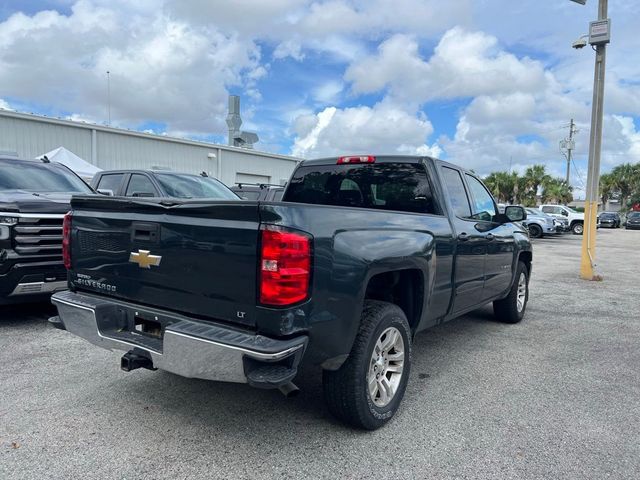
[[273, 40, 305, 61], [292, 102, 438, 158], [0, 1, 261, 135], [312, 81, 343, 104], [0, 98, 13, 110], [345, 28, 547, 106]]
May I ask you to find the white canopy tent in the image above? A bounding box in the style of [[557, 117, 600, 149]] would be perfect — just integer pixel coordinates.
[[36, 147, 101, 182]]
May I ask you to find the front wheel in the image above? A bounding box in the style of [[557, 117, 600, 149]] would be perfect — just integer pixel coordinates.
[[571, 222, 584, 235], [527, 223, 543, 238], [323, 300, 412, 430], [493, 261, 529, 324]]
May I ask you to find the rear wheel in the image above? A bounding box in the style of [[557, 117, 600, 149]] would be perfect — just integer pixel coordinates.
[[527, 223, 543, 238], [493, 261, 529, 324], [323, 300, 412, 430], [571, 222, 584, 235]]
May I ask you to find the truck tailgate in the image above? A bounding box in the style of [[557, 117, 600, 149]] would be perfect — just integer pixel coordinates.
[[68, 197, 261, 327]]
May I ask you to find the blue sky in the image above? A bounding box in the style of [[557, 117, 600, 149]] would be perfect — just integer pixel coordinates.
[[0, 0, 639, 198]]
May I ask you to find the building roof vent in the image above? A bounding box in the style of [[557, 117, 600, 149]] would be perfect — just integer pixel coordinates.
[[226, 95, 259, 149]]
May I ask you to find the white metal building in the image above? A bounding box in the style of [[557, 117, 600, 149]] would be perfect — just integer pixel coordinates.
[[0, 110, 300, 186]]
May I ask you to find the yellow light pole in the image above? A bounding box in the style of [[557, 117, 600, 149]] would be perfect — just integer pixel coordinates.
[[570, 0, 610, 280]]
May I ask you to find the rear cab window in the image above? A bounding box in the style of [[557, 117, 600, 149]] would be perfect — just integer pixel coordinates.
[[284, 161, 440, 215]]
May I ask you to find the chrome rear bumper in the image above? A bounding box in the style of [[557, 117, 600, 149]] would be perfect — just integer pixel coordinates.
[[51, 290, 307, 385], [10, 280, 67, 297]]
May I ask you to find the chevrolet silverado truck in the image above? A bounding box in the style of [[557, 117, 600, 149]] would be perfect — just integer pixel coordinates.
[[51, 155, 532, 429], [0, 156, 93, 304]]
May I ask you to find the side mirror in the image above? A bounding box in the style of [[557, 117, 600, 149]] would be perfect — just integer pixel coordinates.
[[97, 189, 114, 196], [505, 206, 527, 222], [562, 210, 569, 216]]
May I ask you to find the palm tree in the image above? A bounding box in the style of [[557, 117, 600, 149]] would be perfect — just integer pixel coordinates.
[[521, 165, 550, 206], [610, 163, 639, 210], [599, 172, 617, 209], [483, 171, 519, 204], [543, 178, 573, 204]]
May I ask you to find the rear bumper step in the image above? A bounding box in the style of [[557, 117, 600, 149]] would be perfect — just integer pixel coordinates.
[[51, 290, 307, 387]]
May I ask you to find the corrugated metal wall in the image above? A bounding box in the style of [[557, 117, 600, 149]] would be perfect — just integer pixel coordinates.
[[0, 112, 299, 186]]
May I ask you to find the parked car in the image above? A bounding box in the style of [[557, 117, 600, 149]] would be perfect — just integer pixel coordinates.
[[539, 204, 585, 235], [598, 211, 621, 228], [91, 170, 238, 200], [626, 211, 640, 230], [0, 156, 93, 304], [51, 154, 532, 430], [523, 208, 557, 238], [231, 183, 285, 201]]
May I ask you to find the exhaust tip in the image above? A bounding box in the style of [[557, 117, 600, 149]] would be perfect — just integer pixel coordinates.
[[278, 382, 300, 398]]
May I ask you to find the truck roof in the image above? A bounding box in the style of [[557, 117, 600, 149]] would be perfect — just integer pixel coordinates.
[[299, 155, 427, 166]]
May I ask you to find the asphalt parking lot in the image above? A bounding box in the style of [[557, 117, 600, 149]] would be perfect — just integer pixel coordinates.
[[1, 229, 639, 479]]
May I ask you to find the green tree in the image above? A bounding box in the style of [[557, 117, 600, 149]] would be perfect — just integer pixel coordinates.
[[599, 172, 617, 208], [610, 163, 640, 210], [521, 165, 551, 206], [483, 171, 519, 204], [542, 178, 573, 204]]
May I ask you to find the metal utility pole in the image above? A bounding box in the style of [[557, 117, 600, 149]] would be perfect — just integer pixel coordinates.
[[573, 0, 610, 281], [560, 118, 577, 184], [106, 70, 111, 126]]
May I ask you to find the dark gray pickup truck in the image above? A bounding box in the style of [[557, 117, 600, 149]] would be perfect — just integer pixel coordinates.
[[51, 155, 531, 429]]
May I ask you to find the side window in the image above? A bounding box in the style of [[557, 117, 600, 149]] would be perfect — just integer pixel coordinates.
[[96, 173, 124, 193], [541, 206, 554, 214], [465, 174, 496, 222], [125, 174, 157, 197], [441, 167, 472, 218]]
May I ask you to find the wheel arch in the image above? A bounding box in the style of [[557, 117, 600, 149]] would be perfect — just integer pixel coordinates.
[[363, 268, 425, 334]]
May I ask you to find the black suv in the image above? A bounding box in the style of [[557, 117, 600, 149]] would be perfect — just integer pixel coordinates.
[[230, 183, 285, 201], [0, 156, 92, 304], [91, 170, 238, 200]]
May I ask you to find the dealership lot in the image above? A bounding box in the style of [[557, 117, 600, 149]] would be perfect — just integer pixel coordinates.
[[1, 229, 639, 479]]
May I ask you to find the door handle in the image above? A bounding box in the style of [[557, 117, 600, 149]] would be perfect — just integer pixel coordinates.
[[486, 233, 495, 241], [457, 232, 469, 241]]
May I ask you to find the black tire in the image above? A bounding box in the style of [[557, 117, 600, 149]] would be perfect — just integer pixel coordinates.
[[323, 300, 412, 430], [493, 261, 529, 324], [571, 222, 584, 235], [527, 223, 543, 238]]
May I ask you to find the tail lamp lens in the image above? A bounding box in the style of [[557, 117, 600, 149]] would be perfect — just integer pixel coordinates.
[[259, 226, 311, 306], [62, 212, 72, 269]]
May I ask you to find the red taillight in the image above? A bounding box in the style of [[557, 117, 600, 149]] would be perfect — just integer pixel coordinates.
[[337, 155, 375, 164], [62, 212, 72, 270], [259, 226, 311, 306]]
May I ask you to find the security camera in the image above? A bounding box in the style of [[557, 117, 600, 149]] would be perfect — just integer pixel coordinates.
[[572, 37, 588, 49]]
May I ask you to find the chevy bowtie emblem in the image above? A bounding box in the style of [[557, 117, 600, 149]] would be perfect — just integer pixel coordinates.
[[129, 250, 162, 269]]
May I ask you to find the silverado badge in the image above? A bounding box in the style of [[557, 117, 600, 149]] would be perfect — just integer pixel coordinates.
[[129, 250, 162, 269]]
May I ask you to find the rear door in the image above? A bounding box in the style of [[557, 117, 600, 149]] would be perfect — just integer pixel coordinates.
[[69, 198, 261, 327]]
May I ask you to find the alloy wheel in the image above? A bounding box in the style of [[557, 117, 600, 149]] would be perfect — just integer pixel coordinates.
[[367, 327, 405, 407]]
